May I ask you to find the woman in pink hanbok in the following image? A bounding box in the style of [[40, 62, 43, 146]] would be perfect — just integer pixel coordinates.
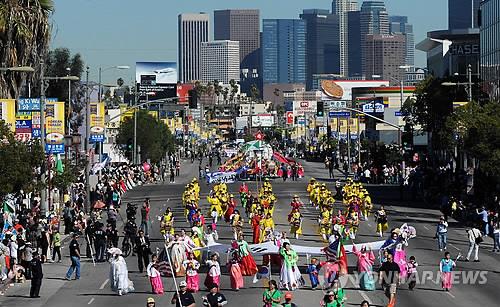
[[393, 243, 408, 280], [227, 251, 244, 290], [352, 245, 375, 290]]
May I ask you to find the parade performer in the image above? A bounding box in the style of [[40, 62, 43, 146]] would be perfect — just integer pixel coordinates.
[[251, 209, 263, 244], [109, 251, 134, 296], [231, 210, 244, 241], [307, 178, 317, 206], [260, 213, 275, 243], [319, 209, 332, 242], [168, 234, 186, 277], [375, 206, 389, 237], [290, 195, 303, 210], [237, 234, 258, 276], [190, 229, 205, 261], [406, 256, 418, 290], [183, 252, 200, 292], [204, 253, 221, 289], [228, 251, 244, 291], [306, 258, 320, 290], [439, 252, 456, 291], [160, 207, 174, 241], [279, 242, 303, 291], [394, 242, 408, 280], [224, 194, 237, 223], [352, 244, 375, 290], [288, 208, 302, 240], [147, 254, 164, 294]]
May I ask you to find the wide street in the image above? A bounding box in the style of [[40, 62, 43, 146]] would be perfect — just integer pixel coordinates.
[[1, 160, 498, 307]]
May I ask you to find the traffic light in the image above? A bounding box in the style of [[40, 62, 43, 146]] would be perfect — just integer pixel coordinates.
[[188, 89, 198, 109], [316, 101, 324, 117]]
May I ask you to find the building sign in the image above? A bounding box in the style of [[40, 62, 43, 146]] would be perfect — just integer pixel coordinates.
[[292, 101, 317, 116], [329, 111, 350, 118], [15, 112, 32, 141], [362, 102, 385, 113], [321, 80, 389, 101], [251, 114, 274, 127], [449, 44, 479, 56], [286, 111, 294, 124]]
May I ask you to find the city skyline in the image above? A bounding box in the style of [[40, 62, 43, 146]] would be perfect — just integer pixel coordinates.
[[51, 0, 447, 83]]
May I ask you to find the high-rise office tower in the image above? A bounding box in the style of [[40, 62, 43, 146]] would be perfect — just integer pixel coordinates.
[[448, 0, 480, 30], [389, 16, 415, 67], [347, 10, 362, 77], [299, 9, 340, 89], [214, 9, 260, 70], [360, 1, 389, 78], [262, 19, 306, 84], [332, 0, 358, 76], [363, 34, 406, 83], [200, 41, 240, 84], [178, 13, 210, 83]]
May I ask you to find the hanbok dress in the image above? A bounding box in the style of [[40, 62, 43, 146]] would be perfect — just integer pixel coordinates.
[[146, 262, 164, 294], [352, 245, 375, 290], [279, 247, 303, 290], [183, 258, 200, 292], [439, 258, 455, 290], [228, 258, 244, 290], [237, 240, 258, 276], [110, 256, 134, 295]]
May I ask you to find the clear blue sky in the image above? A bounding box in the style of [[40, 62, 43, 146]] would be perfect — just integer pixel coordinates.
[[51, 0, 447, 84]]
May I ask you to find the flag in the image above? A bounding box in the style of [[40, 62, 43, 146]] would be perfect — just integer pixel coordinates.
[[2, 200, 15, 214], [273, 152, 294, 165], [252, 264, 270, 283], [157, 248, 173, 277], [56, 154, 64, 174], [338, 244, 348, 275]]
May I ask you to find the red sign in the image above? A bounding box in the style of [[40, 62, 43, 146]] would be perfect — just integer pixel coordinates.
[[176, 83, 194, 105], [255, 131, 264, 140], [286, 111, 294, 124], [300, 101, 310, 108]]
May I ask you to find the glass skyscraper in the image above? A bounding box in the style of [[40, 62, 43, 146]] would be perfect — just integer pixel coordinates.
[[480, 0, 500, 100], [262, 19, 306, 84], [389, 16, 415, 67], [449, 0, 481, 30]]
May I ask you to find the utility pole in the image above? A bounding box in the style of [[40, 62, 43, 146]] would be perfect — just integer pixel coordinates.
[[40, 61, 47, 216], [467, 64, 472, 103], [84, 67, 91, 213]]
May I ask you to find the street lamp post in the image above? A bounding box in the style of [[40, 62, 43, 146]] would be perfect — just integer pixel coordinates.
[[38, 62, 79, 216]]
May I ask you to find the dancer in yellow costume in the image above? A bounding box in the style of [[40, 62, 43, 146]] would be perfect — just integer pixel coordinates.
[[288, 208, 302, 239], [160, 207, 175, 240]]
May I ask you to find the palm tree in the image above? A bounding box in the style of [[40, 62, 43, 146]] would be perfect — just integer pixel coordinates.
[[229, 79, 238, 103], [0, 0, 54, 98], [213, 80, 222, 104]]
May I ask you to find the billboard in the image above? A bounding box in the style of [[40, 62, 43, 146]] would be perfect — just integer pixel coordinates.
[[292, 101, 317, 116], [251, 114, 274, 127], [45, 101, 65, 154], [176, 83, 194, 105], [0, 99, 16, 132], [320, 80, 389, 101], [136, 62, 177, 102], [235, 116, 248, 130], [90, 102, 105, 143]]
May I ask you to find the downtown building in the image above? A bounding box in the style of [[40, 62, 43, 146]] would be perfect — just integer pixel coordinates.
[[331, 0, 359, 77], [214, 9, 261, 93], [389, 16, 414, 67], [299, 9, 340, 89], [449, 0, 481, 30], [200, 40, 240, 84], [178, 13, 209, 83], [480, 0, 500, 101], [416, 0, 480, 78], [360, 1, 390, 79], [262, 19, 306, 85], [363, 34, 406, 83]]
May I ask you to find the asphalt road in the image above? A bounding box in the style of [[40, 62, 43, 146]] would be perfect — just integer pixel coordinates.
[[1, 159, 499, 307]]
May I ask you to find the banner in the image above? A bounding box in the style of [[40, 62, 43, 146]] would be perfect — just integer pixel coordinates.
[[206, 171, 237, 184], [0, 99, 16, 132], [90, 102, 105, 143], [45, 102, 65, 154], [339, 119, 348, 139], [15, 112, 32, 141], [349, 118, 359, 134]]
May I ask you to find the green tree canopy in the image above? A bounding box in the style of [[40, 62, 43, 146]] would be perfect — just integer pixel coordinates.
[[0, 121, 44, 198], [115, 110, 175, 163]]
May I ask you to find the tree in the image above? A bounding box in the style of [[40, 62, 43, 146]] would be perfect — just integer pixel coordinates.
[[222, 87, 229, 103], [250, 84, 260, 101], [229, 79, 238, 102], [213, 80, 222, 104], [0, 121, 44, 198], [115, 110, 175, 163], [45, 47, 84, 100], [0, 0, 54, 99]]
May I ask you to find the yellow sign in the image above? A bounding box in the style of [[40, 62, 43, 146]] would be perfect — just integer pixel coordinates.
[[90, 102, 105, 142], [0, 99, 16, 132], [330, 118, 338, 132], [349, 118, 359, 134], [339, 119, 348, 135], [45, 101, 65, 153], [119, 104, 135, 122]]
